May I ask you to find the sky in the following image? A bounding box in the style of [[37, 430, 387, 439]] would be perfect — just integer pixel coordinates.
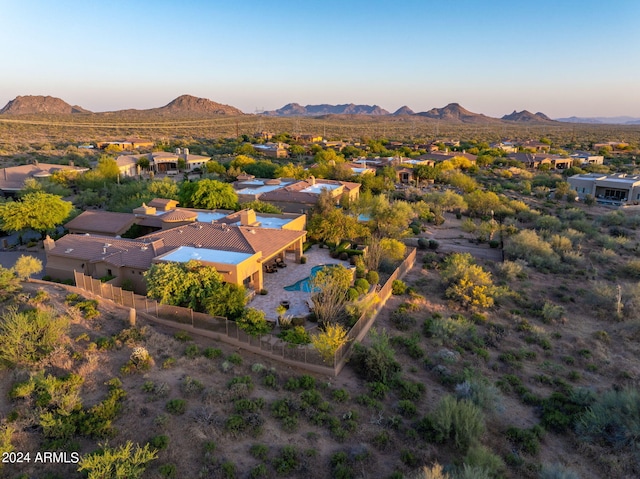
[[1, 0, 639, 118]]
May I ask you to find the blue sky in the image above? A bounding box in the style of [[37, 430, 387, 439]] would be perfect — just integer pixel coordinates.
[[1, 0, 638, 117]]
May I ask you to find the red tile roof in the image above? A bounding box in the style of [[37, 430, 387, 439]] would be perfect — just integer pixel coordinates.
[[65, 211, 137, 235]]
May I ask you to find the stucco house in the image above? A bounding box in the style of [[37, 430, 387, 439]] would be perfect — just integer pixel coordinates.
[[568, 173, 640, 205], [45, 210, 307, 294], [233, 176, 360, 214], [0, 161, 88, 195]]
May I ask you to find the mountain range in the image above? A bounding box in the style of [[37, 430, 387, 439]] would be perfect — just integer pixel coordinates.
[[1, 95, 637, 124]]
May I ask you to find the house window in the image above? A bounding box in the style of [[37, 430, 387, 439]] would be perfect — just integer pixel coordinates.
[[107, 269, 112, 276]]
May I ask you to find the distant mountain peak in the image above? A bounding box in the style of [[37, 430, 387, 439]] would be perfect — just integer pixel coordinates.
[[0, 95, 91, 114], [393, 105, 415, 116], [157, 95, 243, 115], [266, 103, 390, 116], [502, 110, 554, 123], [415, 103, 497, 123]]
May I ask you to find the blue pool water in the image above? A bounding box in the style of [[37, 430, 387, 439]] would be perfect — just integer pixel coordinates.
[[284, 264, 340, 292]]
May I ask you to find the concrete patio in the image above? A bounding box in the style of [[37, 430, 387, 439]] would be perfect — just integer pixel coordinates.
[[249, 244, 352, 321]]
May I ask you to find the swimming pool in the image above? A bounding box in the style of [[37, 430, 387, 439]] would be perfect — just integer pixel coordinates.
[[283, 264, 340, 292]]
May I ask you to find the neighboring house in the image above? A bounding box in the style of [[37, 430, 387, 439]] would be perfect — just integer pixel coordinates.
[[253, 142, 289, 158], [97, 139, 155, 150], [115, 148, 211, 175], [519, 140, 551, 152], [249, 176, 361, 213], [416, 151, 478, 165], [345, 162, 375, 176], [46, 209, 307, 294], [65, 211, 138, 237], [490, 141, 518, 153], [0, 161, 88, 195], [508, 153, 573, 170], [116, 155, 139, 177], [568, 173, 640, 205], [571, 152, 604, 166]]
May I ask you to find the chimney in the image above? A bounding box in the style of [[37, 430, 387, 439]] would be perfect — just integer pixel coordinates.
[[69, 160, 74, 167], [309, 175, 316, 185], [175, 147, 181, 155], [183, 148, 189, 156], [43, 235, 55, 252], [240, 209, 257, 226]]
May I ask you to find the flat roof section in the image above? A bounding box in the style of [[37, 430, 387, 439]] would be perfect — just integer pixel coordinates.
[[195, 212, 228, 222], [158, 246, 253, 265], [300, 183, 340, 194]]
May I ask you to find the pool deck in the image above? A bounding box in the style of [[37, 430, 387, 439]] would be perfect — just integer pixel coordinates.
[[249, 245, 351, 321]]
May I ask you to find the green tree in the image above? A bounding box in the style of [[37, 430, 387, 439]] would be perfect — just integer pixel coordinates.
[[464, 190, 504, 217], [275, 162, 306, 179], [13, 255, 43, 280], [310, 265, 353, 325], [96, 156, 120, 180], [179, 179, 238, 210], [311, 323, 349, 363], [236, 308, 270, 336], [0, 192, 73, 237], [289, 145, 306, 157], [307, 209, 369, 246], [441, 253, 496, 309], [239, 201, 282, 214], [137, 157, 150, 170], [145, 261, 245, 317], [78, 441, 158, 479], [369, 196, 416, 238], [206, 160, 227, 175], [234, 144, 257, 156]]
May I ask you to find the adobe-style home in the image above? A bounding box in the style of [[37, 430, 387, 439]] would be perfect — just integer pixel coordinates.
[[115, 148, 211, 177], [46, 208, 307, 294], [508, 153, 573, 170], [233, 175, 361, 213], [568, 173, 640, 205], [0, 161, 88, 195], [97, 139, 155, 150]]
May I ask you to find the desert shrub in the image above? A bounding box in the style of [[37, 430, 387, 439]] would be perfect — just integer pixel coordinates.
[[347, 287, 359, 301], [366, 270, 380, 285], [227, 353, 243, 365], [397, 400, 417, 418], [463, 443, 505, 478], [576, 387, 640, 450], [184, 344, 200, 359], [203, 347, 222, 359], [456, 464, 491, 479], [390, 308, 416, 331], [173, 331, 192, 342], [506, 425, 544, 455], [623, 260, 640, 279], [181, 376, 204, 396], [278, 326, 310, 345], [351, 329, 401, 385], [0, 306, 69, 368], [354, 278, 370, 294], [273, 445, 300, 475], [121, 347, 153, 374], [455, 375, 501, 413], [332, 388, 350, 402], [150, 435, 169, 450], [392, 280, 407, 295], [538, 462, 580, 479], [541, 302, 565, 323], [535, 215, 562, 232], [428, 395, 485, 452], [505, 229, 561, 271], [165, 399, 187, 415], [78, 441, 158, 479]]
